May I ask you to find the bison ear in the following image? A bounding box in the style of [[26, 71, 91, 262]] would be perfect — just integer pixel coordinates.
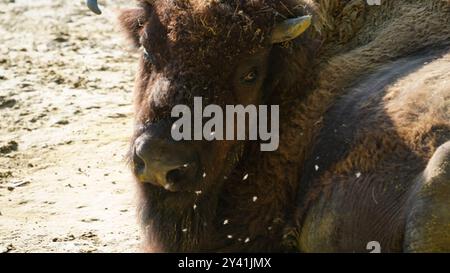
[[118, 8, 147, 48], [271, 15, 312, 44]]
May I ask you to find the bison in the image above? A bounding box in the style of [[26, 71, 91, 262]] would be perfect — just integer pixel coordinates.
[[87, 0, 450, 252]]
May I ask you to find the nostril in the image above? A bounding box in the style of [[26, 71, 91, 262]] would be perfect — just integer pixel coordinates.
[[133, 152, 146, 174]]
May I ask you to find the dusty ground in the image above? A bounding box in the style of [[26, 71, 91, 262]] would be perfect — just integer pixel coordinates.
[[0, 0, 143, 252]]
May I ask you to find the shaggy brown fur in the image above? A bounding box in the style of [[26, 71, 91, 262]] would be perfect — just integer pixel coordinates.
[[119, 0, 450, 252], [290, 0, 450, 251]]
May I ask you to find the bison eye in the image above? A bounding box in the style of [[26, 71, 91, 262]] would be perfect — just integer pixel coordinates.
[[241, 69, 259, 84]]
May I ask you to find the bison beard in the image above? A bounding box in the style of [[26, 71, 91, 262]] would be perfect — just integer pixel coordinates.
[[137, 181, 221, 252]]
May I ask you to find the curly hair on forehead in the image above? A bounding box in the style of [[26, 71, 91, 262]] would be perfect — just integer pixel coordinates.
[[140, 0, 306, 13], [132, 0, 313, 68], [137, 0, 310, 36]]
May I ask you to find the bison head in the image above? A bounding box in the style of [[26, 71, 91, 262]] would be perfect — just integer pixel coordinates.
[[122, 0, 311, 189], [89, 0, 314, 251]]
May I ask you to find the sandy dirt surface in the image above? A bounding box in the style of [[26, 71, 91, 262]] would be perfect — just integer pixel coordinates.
[[0, 0, 143, 252]]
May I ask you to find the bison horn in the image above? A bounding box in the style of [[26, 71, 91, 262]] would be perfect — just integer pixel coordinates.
[[86, 0, 102, 15], [271, 15, 312, 44]]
